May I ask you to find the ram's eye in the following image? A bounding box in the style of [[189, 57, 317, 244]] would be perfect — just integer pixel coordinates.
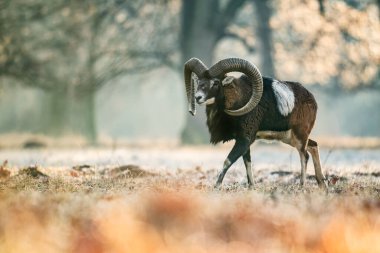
[[211, 79, 220, 87]]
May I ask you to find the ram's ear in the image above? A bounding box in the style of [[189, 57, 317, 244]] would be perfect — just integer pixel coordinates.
[[211, 78, 221, 87], [222, 76, 235, 87]]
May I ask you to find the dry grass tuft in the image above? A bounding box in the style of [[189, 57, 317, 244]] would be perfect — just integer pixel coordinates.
[[0, 160, 11, 179]]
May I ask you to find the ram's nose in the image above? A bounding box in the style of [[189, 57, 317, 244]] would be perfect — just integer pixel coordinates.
[[195, 95, 203, 103]]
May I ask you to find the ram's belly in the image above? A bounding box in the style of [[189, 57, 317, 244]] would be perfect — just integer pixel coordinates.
[[256, 130, 292, 143]]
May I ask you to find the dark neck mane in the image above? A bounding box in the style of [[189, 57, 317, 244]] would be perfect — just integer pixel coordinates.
[[206, 103, 235, 144], [205, 76, 253, 144]]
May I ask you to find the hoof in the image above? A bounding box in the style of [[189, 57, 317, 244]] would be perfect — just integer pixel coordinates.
[[214, 183, 222, 190], [318, 181, 328, 193]]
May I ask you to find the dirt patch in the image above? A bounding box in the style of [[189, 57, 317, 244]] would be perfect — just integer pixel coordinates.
[[18, 166, 49, 179], [107, 164, 156, 179]]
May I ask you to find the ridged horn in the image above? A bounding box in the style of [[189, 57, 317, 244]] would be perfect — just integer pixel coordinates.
[[208, 58, 263, 116], [184, 58, 208, 115]]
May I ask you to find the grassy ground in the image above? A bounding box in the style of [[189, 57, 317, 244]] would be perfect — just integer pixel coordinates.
[[0, 146, 379, 253]]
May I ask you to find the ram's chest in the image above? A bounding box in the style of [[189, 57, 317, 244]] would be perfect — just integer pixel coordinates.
[[206, 107, 235, 144], [207, 107, 218, 123]]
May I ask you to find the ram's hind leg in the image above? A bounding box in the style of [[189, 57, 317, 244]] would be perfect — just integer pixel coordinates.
[[297, 146, 309, 186], [307, 139, 327, 189], [281, 130, 309, 186]]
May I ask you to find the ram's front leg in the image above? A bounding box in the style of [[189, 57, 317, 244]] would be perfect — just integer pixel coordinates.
[[215, 137, 250, 188], [243, 148, 254, 187]]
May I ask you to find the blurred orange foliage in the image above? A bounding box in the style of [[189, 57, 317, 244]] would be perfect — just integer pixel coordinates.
[[0, 190, 379, 253], [272, 1, 379, 88]]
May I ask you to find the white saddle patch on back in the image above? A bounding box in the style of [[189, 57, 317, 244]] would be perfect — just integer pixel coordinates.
[[272, 80, 295, 116]]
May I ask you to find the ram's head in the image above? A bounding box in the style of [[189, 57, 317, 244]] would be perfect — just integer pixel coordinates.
[[184, 58, 263, 116], [193, 77, 220, 106]]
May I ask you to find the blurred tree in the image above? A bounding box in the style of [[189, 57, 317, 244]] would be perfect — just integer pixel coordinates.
[[272, 0, 379, 90], [180, 0, 248, 143], [252, 0, 275, 77], [180, 0, 247, 66], [0, 0, 176, 143]]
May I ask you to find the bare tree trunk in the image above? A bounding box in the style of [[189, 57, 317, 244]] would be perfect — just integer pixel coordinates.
[[179, 0, 247, 144], [180, 0, 219, 144], [317, 0, 325, 15], [47, 90, 67, 137], [47, 89, 96, 144], [252, 0, 275, 77], [181, 0, 220, 66]]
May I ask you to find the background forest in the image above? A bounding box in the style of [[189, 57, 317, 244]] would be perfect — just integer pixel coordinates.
[[0, 0, 379, 146]]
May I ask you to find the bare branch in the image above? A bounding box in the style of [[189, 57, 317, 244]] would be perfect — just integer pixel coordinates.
[[222, 31, 255, 52], [216, 0, 247, 38]]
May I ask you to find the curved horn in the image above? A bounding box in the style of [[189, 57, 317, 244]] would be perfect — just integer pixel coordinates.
[[208, 58, 263, 116], [184, 58, 208, 116]]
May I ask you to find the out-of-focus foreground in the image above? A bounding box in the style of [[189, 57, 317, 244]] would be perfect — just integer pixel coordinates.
[[0, 146, 379, 253], [0, 187, 379, 253]]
